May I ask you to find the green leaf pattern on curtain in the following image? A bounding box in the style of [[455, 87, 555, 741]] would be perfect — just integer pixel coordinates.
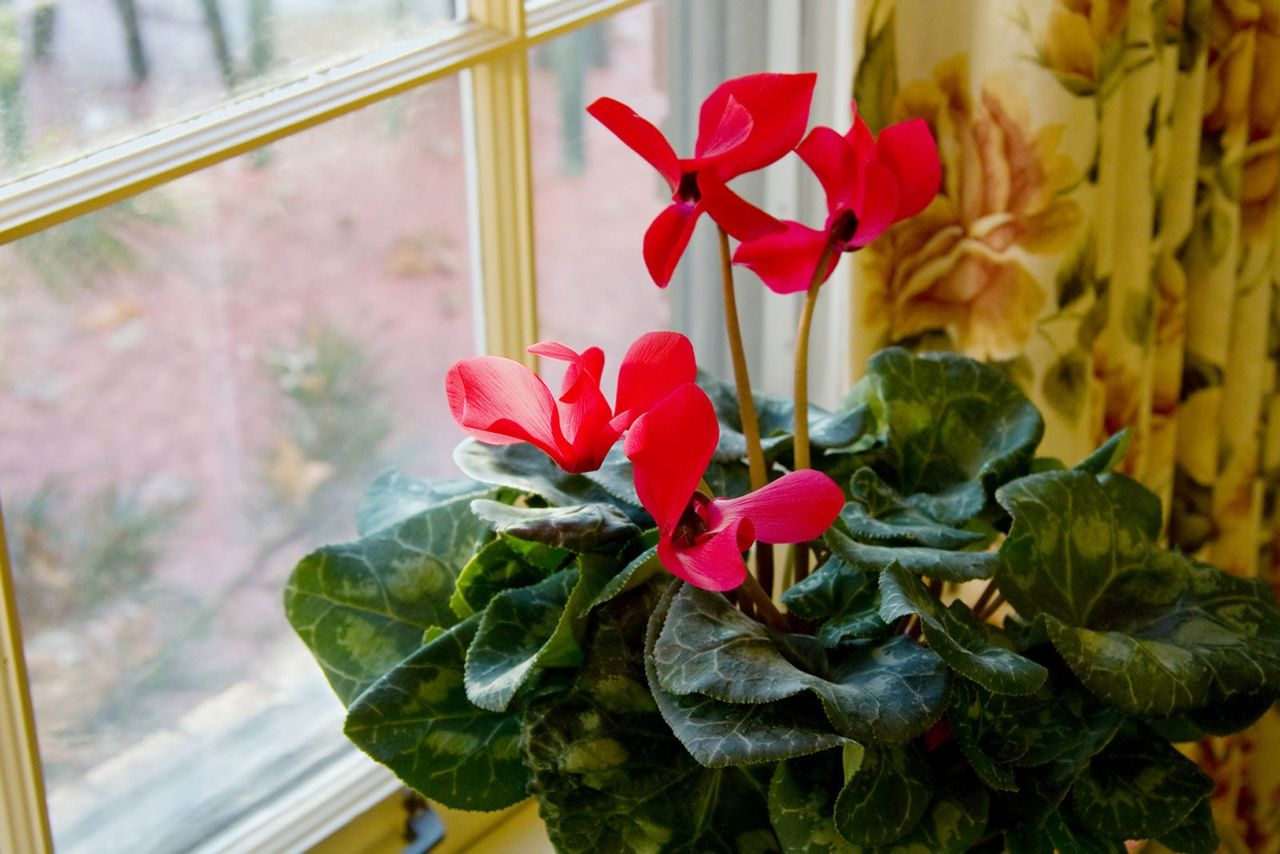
[[852, 0, 1280, 847]]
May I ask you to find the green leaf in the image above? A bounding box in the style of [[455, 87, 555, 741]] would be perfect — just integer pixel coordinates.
[[1155, 797, 1219, 854], [875, 778, 989, 854], [645, 581, 854, 767], [846, 347, 1044, 524], [581, 446, 644, 510], [344, 616, 527, 811], [879, 564, 1047, 695], [1042, 809, 1125, 854], [285, 493, 489, 704], [356, 469, 486, 535], [781, 556, 889, 647], [522, 593, 781, 853], [841, 468, 986, 549], [853, 4, 897, 133], [1040, 558, 1280, 716], [470, 498, 640, 552], [581, 537, 663, 615], [654, 586, 947, 743], [769, 752, 861, 853], [1074, 430, 1132, 476], [826, 525, 997, 582], [1069, 724, 1212, 841], [454, 439, 641, 518], [995, 470, 1148, 625], [450, 537, 563, 619], [832, 744, 933, 846], [464, 567, 579, 712]]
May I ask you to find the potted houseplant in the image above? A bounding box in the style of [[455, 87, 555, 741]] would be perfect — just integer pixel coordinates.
[[285, 73, 1280, 853]]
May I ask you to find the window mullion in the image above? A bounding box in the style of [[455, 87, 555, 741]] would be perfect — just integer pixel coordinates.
[[467, 0, 539, 365], [0, 512, 53, 854]]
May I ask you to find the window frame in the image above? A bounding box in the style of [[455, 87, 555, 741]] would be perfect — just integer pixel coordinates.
[[0, 1, 856, 848], [0, 1, 641, 850]]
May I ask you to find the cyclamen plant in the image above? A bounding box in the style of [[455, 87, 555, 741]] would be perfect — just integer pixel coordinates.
[[286, 73, 1280, 853]]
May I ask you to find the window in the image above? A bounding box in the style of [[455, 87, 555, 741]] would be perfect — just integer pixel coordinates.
[[0, 2, 854, 851]]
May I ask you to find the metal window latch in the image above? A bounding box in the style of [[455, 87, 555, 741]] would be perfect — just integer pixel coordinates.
[[401, 791, 445, 854]]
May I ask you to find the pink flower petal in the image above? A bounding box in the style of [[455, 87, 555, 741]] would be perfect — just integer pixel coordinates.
[[698, 72, 817, 179], [624, 383, 718, 534], [695, 95, 754, 159], [643, 201, 703, 287], [844, 105, 877, 160], [877, 118, 941, 221], [797, 126, 859, 213], [614, 331, 697, 429], [706, 470, 844, 544], [698, 172, 783, 242], [849, 160, 900, 248], [658, 518, 752, 591], [587, 97, 682, 189], [446, 357, 566, 462], [733, 221, 834, 294]]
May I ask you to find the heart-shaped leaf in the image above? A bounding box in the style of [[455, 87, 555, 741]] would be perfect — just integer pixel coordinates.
[[645, 581, 854, 767], [470, 499, 640, 552], [844, 347, 1044, 522], [832, 743, 933, 846], [464, 567, 579, 711], [522, 594, 781, 853], [450, 536, 566, 619], [841, 468, 986, 549], [285, 492, 489, 704], [879, 564, 1047, 695], [344, 616, 527, 811], [827, 525, 997, 582], [781, 556, 889, 647], [356, 468, 486, 535], [653, 585, 947, 743], [1068, 724, 1212, 841]]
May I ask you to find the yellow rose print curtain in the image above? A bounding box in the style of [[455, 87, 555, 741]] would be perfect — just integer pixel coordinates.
[[851, 0, 1280, 849]]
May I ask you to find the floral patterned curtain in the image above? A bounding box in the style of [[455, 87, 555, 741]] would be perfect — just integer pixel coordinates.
[[851, 0, 1280, 849]]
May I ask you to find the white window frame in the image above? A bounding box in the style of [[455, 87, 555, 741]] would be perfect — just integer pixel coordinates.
[[0, 1, 855, 849]]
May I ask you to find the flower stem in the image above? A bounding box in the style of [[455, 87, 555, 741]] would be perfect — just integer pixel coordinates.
[[971, 579, 999, 619], [717, 226, 774, 594], [792, 243, 838, 583], [740, 571, 788, 631]]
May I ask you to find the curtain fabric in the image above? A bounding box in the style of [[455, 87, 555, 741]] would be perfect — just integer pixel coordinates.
[[851, 0, 1280, 849]]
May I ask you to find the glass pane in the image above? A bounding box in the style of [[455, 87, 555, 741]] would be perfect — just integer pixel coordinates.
[[0, 0, 460, 180], [530, 0, 673, 389], [0, 76, 471, 851]]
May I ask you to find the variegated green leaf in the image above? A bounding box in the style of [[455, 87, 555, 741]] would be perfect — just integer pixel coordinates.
[[522, 591, 781, 853], [1068, 725, 1212, 841], [645, 581, 854, 768], [844, 347, 1044, 525], [581, 537, 662, 615], [781, 555, 889, 647], [464, 567, 579, 712], [832, 744, 932, 846], [826, 525, 997, 582], [449, 536, 562, 619], [344, 616, 527, 811], [841, 468, 985, 549], [654, 586, 947, 743], [470, 498, 640, 552], [356, 468, 486, 535], [285, 493, 488, 704], [879, 564, 1046, 695]]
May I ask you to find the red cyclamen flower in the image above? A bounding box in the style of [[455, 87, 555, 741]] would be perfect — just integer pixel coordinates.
[[624, 382, 844, 591], [730, 103, 941, 295], [447, 331, 696, 474], [588, 72, 817, 287]]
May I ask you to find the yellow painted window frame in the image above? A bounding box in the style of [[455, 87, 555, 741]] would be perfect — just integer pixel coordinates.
[[0, 1, 644, 850]]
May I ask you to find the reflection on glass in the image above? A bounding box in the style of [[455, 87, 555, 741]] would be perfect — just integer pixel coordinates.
[[530, 1, 673, 381], [0, 77, 471, 851], [0, 0, 459, 179]]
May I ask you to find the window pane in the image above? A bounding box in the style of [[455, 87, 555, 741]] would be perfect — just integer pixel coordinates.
[[0, 76, 471, 851], [0, 0, 460, 180]]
